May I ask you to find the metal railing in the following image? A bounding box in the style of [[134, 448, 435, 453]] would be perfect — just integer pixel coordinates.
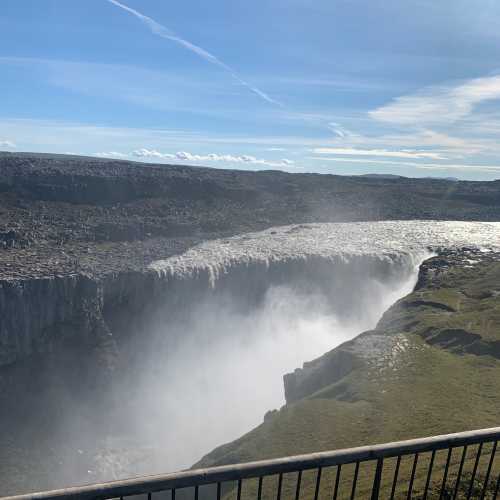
[[3, 427, 500, 500]]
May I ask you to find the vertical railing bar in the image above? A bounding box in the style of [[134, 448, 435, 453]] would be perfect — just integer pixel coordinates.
[[452, 445, 468, 500], [389, 456, 401, 500], [148, 493, 152, 500], [350, 461, 360, 500], [466, 442, 483, 500], [276, 473, 283, 500], [494, 473, 500, 499], [217, 482, 221, 500], [333, 464, 342, 500], [257, 477, 263, 500], [407, 453, 419, 500], [314, 467, 322, 500], [172, 489, 176, 500], [480, 441, 497, 500], [423, 450, 436, 500], [194, 485, 199, 500], [370, 458, 383, 500], [295, 470, 302, 500], [237, 479, 242, 500], [439, 447, 453, 500]]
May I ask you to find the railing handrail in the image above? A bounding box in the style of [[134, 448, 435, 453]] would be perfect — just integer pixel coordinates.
[[3, 426, 500, 500]]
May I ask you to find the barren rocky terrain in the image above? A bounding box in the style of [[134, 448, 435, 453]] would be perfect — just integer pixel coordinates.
[[1, 151, 500, 279]]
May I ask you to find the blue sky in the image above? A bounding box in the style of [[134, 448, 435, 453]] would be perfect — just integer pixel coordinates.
[[2, 0, 500, 179]]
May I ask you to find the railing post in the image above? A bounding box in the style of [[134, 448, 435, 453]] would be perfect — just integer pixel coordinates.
[[371, 458, 384, 500]]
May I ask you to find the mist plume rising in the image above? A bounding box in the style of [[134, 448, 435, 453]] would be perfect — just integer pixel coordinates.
[[43, 249, 425, 483]]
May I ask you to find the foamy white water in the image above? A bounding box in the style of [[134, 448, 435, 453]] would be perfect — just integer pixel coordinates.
[[149, 221, 500, 281]]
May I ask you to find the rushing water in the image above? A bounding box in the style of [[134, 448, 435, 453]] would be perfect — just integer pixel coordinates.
[[149, 220, 500, 279]]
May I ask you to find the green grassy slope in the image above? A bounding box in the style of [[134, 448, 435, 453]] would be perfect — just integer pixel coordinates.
[[195, 250, 500, 498]]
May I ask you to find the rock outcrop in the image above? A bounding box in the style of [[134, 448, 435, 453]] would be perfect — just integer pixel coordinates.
[[0, 274, 107, 366]]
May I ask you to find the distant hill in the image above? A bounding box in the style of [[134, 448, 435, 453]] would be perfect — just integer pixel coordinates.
[[422, 175, 460, 181], [359, 173, 407, 179]]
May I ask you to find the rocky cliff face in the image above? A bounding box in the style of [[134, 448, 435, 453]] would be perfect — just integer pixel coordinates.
[[0, 274, 107, 367], [0, 274, 119, 432]]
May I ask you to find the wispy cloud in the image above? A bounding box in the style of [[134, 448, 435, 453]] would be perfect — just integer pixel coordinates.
[[266, 76, 403, 93], [327, 122, 355, 138], [308, 156, 500, 173], [106, 0, 281, 106], [370, 74, 500, 126], [132, 148, 294, 168], [0, 140, 16, 148], [0, 118, 339, 160], [313, 147, 448, 160]]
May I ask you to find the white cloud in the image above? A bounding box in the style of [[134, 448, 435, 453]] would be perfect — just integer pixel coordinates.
[[94, 151, 129, 158], [132, 148, 175, 160], [106, 0, 281, 106], [313, 147, 448, 160], [370, 74, 500, 126], [132, 148, 294, 168], [0, 140, 16, 149]]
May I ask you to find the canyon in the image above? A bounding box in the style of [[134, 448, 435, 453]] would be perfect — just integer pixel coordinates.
[[1, 153, 500, 496]]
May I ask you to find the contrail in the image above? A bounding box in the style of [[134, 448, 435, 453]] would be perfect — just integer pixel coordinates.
[[106, 0, 281, 106]]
